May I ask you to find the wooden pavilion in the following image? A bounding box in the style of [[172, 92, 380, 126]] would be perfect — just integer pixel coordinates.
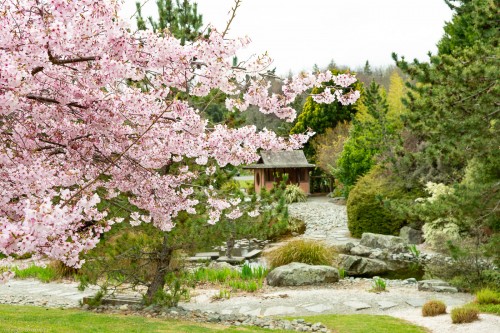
[[243, 150, 315, 194]]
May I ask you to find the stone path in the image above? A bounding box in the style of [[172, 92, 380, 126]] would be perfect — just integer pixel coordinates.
[[288, 196, 358, 246], [0, 279, 99, 308]]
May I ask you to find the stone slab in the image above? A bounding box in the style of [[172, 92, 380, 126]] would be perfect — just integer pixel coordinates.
[[377, 301, 398, 310], [243, 249, 262, 259], [343, 301, 371, 310], [195, 252, 220, 259], [187, 256, 211, 262], [304, 304, 333, 313], [406, 298, 425, 307], [217, 256, 245, 264], [263, 306, 297, 316]]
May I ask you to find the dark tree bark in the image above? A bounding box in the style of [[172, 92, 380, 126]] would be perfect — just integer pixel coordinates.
[[145, 233, 173, 303]]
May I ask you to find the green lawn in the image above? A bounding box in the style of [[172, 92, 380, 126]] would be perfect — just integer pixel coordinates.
[[0, 304, 428, 333], [299, 314, 428, 333]]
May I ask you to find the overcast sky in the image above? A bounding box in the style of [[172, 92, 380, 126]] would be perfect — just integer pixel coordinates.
[[120, 0, 453, 75]]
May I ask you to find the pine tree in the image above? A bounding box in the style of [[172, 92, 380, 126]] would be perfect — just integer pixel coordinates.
[[136, 0, 203, 45]]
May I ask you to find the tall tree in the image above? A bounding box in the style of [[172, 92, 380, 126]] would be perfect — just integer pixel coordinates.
[[0, 0, 360, 284], [393, 0, 499, 184]]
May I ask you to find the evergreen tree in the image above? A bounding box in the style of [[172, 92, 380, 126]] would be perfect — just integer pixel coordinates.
[[363, 60, 372, 75], [334, 80, 395, 194], [136, 0, 203, 45], [393, 0, 499, 184]]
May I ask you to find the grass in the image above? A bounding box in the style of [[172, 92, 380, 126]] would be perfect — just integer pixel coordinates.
[[466, 288, 500, 315], [451, 305, 480, 324], [266, 239, 335, 269], [0, 304, 277, 333], [12, 265, 58, 283], [370, 277, 387, 292], [0, 305, 428, 333], [296, 314, 427, 333], [190, 263, 268, 293], [421, 300, 446, 317]]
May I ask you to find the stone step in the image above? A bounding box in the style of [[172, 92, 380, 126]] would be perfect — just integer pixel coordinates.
[[243, 249, 262, 259], [195, 252, 220, 259], [216, 256, 245, 264]]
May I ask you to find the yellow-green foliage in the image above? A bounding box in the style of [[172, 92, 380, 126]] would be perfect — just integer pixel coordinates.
[[451, 305, 479, 324], [347, 168, 406, 238], [422, 300, 447, 317], [266, 239, 335, 269], [476, 288, 500, 305]]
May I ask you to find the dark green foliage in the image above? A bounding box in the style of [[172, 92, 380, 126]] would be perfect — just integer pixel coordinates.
[[335, 81, 398, 195], [347, 168, 408, 238], [392, 0, 499, 185], [136, 0, 203, 45]]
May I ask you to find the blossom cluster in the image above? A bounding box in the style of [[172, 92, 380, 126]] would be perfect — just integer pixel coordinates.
[[0, 0, 358, 276]]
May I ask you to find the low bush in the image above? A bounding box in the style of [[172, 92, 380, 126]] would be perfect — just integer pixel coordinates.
[[346, 167, 408, 238], [475, 288, 500, 305], [266, 240, 335, 269], [451, 305, 479, 324], [284, 184, 307, 204], [422, 300, 446, 317]]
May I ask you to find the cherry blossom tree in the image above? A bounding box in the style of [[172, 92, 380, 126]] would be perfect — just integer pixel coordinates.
[[0, 0, 359, 282]]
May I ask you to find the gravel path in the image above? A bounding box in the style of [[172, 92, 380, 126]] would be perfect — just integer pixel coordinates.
[[288, 196, 357, 245], [0, 279, 99, 308]]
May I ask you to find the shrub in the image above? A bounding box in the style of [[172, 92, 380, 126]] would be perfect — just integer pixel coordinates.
[[476, 288, 500, 305], [451, 305, 479, 324], [422, 300, 447, 317], [284, 184, 307, 204], [346, 167, 408, 238], [266, 240, 335, 269]]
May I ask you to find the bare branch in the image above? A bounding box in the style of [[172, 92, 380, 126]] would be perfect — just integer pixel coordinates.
[[222, 0, 242, 38]]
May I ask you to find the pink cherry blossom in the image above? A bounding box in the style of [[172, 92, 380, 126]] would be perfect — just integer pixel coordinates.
[[0, 0, 359, 280]]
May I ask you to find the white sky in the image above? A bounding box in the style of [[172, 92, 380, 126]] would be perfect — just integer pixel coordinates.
[[120, 0, 453, 75]]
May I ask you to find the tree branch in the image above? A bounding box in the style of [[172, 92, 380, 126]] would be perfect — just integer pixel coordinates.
[[222, 0, 242, 38]]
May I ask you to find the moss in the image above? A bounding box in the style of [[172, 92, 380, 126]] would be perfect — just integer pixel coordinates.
[[346, 167, 406, 238]]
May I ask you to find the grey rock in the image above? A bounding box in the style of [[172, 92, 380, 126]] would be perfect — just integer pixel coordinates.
[[399, 226, 423, 244], [359, 233, 406, 251], [266, 263, 339, 286], [350, 245, 373, 256], [418, 279, 458, 292], [338, 254, 388, 276]]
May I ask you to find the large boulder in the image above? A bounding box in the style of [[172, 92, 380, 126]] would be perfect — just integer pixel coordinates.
[[360, 233, 407, 252], [266, 262, 339, 286], [399, 226, 424, 244], [339, 254, 388, 276]]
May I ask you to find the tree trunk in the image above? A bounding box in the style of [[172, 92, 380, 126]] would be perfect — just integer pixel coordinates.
[[145, 233, 172, 304], [225, 237, 234, 259]]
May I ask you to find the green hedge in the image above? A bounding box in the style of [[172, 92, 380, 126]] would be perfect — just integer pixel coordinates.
[[347, 168, 406, 238]]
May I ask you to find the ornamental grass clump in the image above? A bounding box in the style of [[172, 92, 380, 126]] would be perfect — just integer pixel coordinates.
[[475, 288, 500, 305], [451, 305, 479, 324], [284, 184, 307, 204], [422, 300, 447, 317], [266, 240, 335, 269]]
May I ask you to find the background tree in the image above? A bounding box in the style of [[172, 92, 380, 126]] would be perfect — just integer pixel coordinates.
[[136, 0, 203, 45]]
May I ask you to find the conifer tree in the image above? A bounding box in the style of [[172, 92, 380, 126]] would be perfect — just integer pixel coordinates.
[[136, 0, 203, 45]]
